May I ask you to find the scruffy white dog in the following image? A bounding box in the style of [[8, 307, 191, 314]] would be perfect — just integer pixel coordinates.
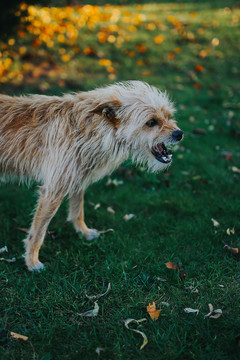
[[0, 81, 183, 271]]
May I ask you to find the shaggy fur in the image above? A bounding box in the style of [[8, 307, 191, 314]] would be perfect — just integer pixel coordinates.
[[0, 81, 183, 271]]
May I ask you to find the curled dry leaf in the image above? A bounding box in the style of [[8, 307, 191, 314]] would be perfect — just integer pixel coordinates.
[[94, 203, 101, 210], [96, 347, 104, 355], [211, 218, 220, 227], [107, 206, 115, 214], [98, 228, 114, 234], [210, 309, 222, 319], [232, 166, 240, 173], [184, 308, 199, 315], [147, 302, 161, 320], [123, 214, 135, 221], [0, 257, 16, 263], [226, 227, 235, 235], [204, 303, 214, 318], [165, 261, 179, 270], [161, 302, 170, 307], [86, 283, 111, 300], [106, 178, 124, 186], [10, 331, 28, 341], [0, 246, 8, 254], [224, 244, 239, 255], [123, 318, 148, 350], [78, 302, 99, 317]]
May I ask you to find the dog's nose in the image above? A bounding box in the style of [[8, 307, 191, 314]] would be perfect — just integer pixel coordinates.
[[172, 129, 184, 141]]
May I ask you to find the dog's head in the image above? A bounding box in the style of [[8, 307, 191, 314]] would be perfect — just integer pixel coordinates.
[[92, 81, 183, 172]]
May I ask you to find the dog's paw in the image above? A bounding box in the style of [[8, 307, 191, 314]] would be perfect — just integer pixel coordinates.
[[84, 229, 100, 241], [30, 262, 45, 272]]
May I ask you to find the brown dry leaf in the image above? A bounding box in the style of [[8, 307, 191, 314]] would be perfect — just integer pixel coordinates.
[[123, 318, 148, 350], [211, 218, 220, 227], [184, 308, 199, 315], [204, 303, 214, 318], [10, 331, 28, 341], [165, 261, 179, 270], [147, 302, 161, 320], [226, 227, 235, 235], [224, 244, 239, 254]]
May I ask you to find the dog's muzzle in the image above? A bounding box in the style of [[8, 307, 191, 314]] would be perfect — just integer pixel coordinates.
[[151, 143, 172, 164]]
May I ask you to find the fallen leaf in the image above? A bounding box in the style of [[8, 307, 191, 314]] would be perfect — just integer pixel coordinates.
[[0, 246, 8, 254], [226, 227, 235, 235], [184, 308, 199, 315], [0, 257, 16, 263], [210, 309, 222, 319], [96, 347, 104, 355], [123, 318, 148, 350], [10, 331, 28, 341], [94, 203, 101, 210], [204, 303, 214, 318], [232, 166, 240, 173], [147, 302, 161, 320], [195, 64, 204, 72], [165, 261, 179, 270], [107, 206, 115, 214], [224, 244, 239, 254], [98, 228, 114, 234], [160, 301, 170, 307], [218, 284, 224, 288], [211, 218, 220, 227], [86, 283, 111, 300], [185, 285, 200, 293], [157, 277, 167, 282], [123, 214, 135, 221], [78, 302, 99, 317]]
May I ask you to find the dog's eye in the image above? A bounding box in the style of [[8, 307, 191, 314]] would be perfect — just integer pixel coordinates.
[[146, 118, 158, 127]]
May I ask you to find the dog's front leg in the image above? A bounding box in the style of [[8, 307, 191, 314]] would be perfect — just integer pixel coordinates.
[[68, 190, 100, 241], [24, 190, 63, 271]]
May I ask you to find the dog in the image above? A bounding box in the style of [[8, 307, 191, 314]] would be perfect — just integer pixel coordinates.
[[0, 81, 183, 271]]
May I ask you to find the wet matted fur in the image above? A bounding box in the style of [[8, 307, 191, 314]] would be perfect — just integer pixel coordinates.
[[0, 81, 183, 271]]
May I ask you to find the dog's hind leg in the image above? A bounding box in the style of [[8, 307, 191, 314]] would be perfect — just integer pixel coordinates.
[[24, 189, 63, 271], [68, 190, 100, 241]]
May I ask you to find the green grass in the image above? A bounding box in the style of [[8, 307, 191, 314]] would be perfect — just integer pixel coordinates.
[[0, 1, 240, 359]]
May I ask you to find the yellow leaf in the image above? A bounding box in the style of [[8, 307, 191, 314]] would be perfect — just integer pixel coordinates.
[[147, 302, 161, 320], [10, 332, 28, 341], [99, 59, 112, 66], [154, 35, 165, 44]]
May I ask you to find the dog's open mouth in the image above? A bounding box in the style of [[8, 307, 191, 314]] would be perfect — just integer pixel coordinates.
[[151, 143, 172, 164]]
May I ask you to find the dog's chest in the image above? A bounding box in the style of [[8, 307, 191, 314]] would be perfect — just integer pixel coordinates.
[[89, 152, 127, 183]]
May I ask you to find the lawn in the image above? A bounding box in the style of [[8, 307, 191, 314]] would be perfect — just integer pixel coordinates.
[[0, 1, 240, 359]]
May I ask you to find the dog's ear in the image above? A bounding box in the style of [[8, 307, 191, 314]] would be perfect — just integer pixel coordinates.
[[92, 101, 121, 129]]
